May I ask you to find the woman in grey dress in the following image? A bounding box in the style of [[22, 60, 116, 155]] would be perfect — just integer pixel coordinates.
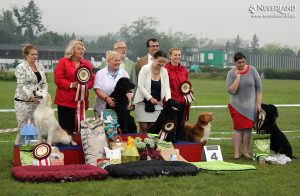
[[226, 52, 262, 159]]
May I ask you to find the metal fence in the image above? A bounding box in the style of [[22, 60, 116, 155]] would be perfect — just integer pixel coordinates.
[[248, 54, 300, 70]]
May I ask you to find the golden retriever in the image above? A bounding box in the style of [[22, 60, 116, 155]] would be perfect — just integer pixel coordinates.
[[183, 112, 214, 145], [33, 90, 76, 146]]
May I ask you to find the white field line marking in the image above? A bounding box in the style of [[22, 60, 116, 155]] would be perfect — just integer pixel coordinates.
[[1, 104, 300, 113], [0, 140, 14, 143], [191, 104, 300, 108], [210, 130, 300, 135], [0, 128, 18, 133]]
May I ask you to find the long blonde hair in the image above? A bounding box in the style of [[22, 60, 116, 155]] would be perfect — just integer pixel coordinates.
[[64, 39, 86, 58]]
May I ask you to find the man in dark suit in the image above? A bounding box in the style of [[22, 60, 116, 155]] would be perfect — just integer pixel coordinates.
[[135, 38, 160, 76]]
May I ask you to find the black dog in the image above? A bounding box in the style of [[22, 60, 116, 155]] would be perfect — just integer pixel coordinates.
[[260, 103, 294, 158], [148, 99, 180, 140], [106, 77, 137, 133]]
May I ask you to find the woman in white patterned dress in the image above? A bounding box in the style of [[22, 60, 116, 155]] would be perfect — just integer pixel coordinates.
[[14, 44, 48, 144]]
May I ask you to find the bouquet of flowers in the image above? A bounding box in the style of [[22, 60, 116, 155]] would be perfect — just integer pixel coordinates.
[[133, 137, 161, 160]]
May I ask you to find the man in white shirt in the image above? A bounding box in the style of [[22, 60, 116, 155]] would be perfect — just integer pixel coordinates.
[[135, 38, 160, 76]]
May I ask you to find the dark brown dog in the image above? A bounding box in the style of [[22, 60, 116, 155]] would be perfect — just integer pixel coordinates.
[[183, 112, 214, 145]]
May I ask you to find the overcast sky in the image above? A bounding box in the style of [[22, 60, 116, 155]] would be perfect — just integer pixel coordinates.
[[2, 0, 300, 49]]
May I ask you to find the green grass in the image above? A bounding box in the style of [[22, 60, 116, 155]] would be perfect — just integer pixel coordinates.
[[0, 78, 300, 195]]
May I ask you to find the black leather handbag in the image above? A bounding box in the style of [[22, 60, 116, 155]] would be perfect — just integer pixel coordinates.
[[143, 99, 155, 113]]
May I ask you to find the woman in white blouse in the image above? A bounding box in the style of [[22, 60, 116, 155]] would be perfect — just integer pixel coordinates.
[[134, 50, 171, 133], [93, 51, 129, 115]]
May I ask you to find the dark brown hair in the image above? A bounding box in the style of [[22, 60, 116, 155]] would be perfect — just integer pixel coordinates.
[[153, 50, 167, 59], [234, 52, 246, 62], [146, 38, 159, 48]]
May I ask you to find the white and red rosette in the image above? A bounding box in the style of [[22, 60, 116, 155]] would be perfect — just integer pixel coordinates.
[[76, 66, 91, 84], [158, 120, 177, 141], [33, 143, 51, 160], [75, 66, 91, 132], [180, 80, 195, 103]]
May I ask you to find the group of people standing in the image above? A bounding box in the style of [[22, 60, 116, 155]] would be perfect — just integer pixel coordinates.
[[14, 38, 191, 143], [93, 38, 191, 141], [13, 38, 262, 159]]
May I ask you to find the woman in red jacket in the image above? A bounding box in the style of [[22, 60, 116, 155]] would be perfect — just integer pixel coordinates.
[[165, 47, 190, 141], [54, 39, 95, 134]]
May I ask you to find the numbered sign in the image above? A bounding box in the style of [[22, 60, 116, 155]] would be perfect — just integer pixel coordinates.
[[202, 145, 223, 161]]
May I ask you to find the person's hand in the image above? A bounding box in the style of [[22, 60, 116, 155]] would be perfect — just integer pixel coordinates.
[[149, 97, 158, 105], [70, 81, 78, 89], [106, 97, 115, 107], [128, 104, 135, 111], [257, 104, 262, 112], [31, 95, 40, 104], [235, 70, 241, 79]]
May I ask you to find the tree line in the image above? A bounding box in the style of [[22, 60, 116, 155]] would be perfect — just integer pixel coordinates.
[[1, 0, 299, 60]]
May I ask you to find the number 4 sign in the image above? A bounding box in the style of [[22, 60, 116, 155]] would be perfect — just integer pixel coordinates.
[[202, 145, 223, 161]]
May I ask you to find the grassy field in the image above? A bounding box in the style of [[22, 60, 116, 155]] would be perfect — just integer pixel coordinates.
[[0, 78, 300, 195]]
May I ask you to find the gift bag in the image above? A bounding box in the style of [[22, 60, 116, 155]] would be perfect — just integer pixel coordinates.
[[121, 137, 140, 163], [253, 134, 270, 160], [19, 119, 38, 145], [160, 149, 187, 162], [156, 140, 174, 151], [81, 118, 108, 166], [50, 147, 64, 165], [104, 147, 122, 164], [20, 145, 36, 166], [109, 136, 127, 151]]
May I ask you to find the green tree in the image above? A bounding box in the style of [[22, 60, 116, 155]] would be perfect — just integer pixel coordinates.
[[36, 31, 64, 46], [258, 44, 296, 56], [62, 32, 77, 45], [260, 43, 284, 55], [119, 16, 160, 59], [280, 48, 295, 56], [234, 34, 241, 50], [250, 34, 259, 54], [96, 33, 118, 52], [13, 0, 45, 42], [0, 10, 22, 43]]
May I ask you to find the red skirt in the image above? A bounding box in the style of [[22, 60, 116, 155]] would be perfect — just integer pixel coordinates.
[[228, 104, 253, 130]]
